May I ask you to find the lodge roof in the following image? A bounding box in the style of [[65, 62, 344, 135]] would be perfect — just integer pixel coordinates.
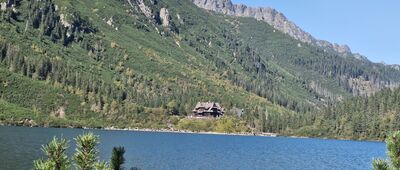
[[193, 102, 224, 112]]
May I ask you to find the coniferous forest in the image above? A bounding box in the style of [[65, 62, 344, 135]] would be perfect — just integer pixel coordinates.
[[0, 0, 399, 140]]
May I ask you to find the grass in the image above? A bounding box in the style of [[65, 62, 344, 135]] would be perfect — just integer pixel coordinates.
[[0, 0, 398, 137]]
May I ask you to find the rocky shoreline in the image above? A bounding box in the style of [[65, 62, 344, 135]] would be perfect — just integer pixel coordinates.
[[0, 120, 279, 137], [100, 126, 279, 137]]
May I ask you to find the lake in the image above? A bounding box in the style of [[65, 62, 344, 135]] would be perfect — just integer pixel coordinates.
[[0, 126, 386, 170]]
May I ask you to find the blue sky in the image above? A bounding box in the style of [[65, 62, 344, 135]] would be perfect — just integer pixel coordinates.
[[232, 0, 400, 64]]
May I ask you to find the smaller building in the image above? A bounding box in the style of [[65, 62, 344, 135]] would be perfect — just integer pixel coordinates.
[[192, 102, 224, 118]]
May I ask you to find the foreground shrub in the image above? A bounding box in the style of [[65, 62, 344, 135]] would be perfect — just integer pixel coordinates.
[[34, 133, 110, 170], [373, 131, 400, 170], [34, 137, 70, 170], [74, 133, 100, 169]]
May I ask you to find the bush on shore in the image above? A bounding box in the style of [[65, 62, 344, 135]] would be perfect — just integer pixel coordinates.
[[177, 117, 249, 133]]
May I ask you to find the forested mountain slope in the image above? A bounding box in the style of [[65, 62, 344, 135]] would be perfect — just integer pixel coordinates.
[[285, 88, 400, 141], [192, 0, 400, 98], [0, 0, 399, 135]]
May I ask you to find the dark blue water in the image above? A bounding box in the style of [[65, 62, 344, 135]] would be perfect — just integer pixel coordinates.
[[0, 126, 386, 170]]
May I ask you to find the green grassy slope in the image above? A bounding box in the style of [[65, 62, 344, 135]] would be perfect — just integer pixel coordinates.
[[0, 0, 398, 135]]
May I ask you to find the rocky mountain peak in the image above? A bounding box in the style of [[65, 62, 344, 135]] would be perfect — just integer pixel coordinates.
[[390, 65, 400, 70], [192, 0, 353, 56]]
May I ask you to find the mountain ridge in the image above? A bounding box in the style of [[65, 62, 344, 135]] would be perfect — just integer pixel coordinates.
[[191, 0, 362, 59]]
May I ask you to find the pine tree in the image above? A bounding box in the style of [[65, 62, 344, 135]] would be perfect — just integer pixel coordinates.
[[387, 131, 400, 169], [373, 159, 389, 170], [73, 133, 100, 170], [33, 137, 70, 170], [111, 146, 126, 170], [373, 131, 400, 170], [34, 134, 111, 170]]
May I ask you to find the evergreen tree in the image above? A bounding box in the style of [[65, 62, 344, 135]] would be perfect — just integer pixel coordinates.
[[34, 134, 112, 170], [33, 137, 70, 170], [373, 131, 400, 170], [74, 133, 100, 170], [111, 146, 126, 170], [94, 161, 109, 170], [373, 159, 389, 170], [387, 131, 400, 169]]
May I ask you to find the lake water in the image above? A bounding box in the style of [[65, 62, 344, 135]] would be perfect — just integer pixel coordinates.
[[0, 126, 386, 170]]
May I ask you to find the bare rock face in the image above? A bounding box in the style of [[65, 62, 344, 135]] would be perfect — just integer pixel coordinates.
[[353, 53, 369, 61], [0, 2, 7, 11], [391, 65, 400, 71], [1, 0, 15, 11], [176, 13, 184, 24], [60, 14, 71, 28], [136, 0, 152, 18], [191, 0, 353, 56], [160, 8, 170, 27]]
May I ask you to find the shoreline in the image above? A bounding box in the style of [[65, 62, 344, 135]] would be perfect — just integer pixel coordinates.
[[0, 123, 383, 142], [100, 126, 279, 137], [0, 123, 279, 137]]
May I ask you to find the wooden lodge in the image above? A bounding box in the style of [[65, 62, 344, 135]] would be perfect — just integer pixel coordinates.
[[192, 102, 224, 118]]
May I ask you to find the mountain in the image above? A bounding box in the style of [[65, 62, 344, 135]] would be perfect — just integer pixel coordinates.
[[191, 0, 357, 58], [0, 0, 399, 137], [192, 0, 400, 95]]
